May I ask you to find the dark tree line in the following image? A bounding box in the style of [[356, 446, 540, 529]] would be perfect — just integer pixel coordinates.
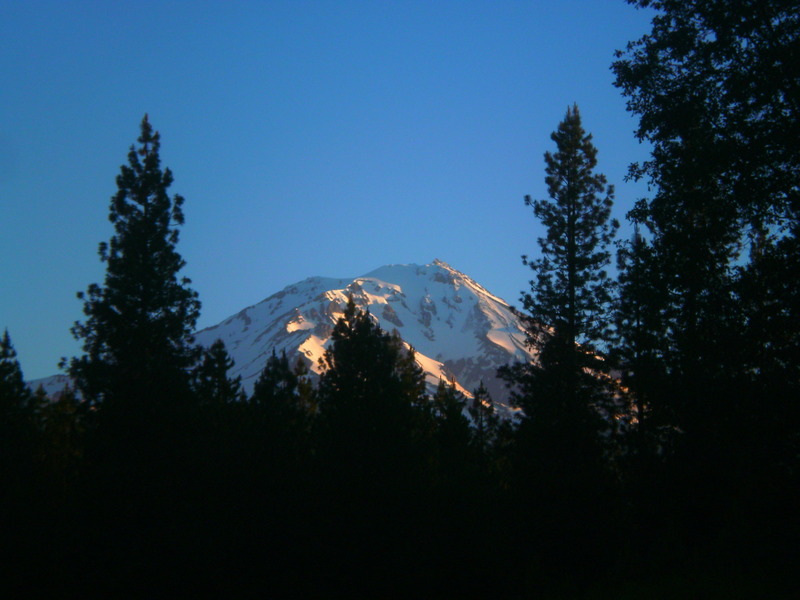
[[2, 2, 799, 595], [604, 1, 800, 593]]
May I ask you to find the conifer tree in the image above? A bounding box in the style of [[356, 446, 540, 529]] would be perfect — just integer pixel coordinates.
[[0, 330, 37, 503], [38, 385, 86, 496], [316, 296, 427, 480], [310, 296, 432, 583], [502, 102, 624, 577], [429, 379, 474, 501], [0, 331, 46, 591], [292, 356, 317, 416], [66, 115, 201, 415], [251, 349, 313, 423], [612, 0, 800, 450], [0, 329, 32, 421], [505, 105, 618, 447], [252, 350, 296, 405], [612, 0, 799, 243], [612, 223, 671, 444], [610, 3, 800, 581], [317, 296, 427, 425], [521, 104, 618, 353], [192, 339, 245, 405]]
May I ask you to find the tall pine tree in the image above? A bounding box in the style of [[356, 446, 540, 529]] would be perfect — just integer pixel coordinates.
[[521, 104, 618, 353], [501, 111, 621, 584], [611, 3, 800, 585], [505, 104, 618, 450], [60, 118, 207, 588], [67, 115, 201, 417]]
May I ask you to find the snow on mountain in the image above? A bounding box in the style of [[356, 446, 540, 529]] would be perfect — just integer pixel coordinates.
[[194, 259, 533, 408], [30, 260, 536, 411]]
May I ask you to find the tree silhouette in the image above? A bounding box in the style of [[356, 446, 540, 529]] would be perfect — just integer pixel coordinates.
[[251, 349, 314, 418], [504, 105, 618, 458], [58, 117, 204, 591], [317, 296, 427, 439], [612, 0, 800, 467], [67, 115, 200, 416], [611, 1, 800, 588], [192, 339, 245, 406], [612, 223, 671, 450], [522, 104, 618, 353], [1, 329, 36, 487], [497, 107, 622, 592], [0, 330, 33, 424]]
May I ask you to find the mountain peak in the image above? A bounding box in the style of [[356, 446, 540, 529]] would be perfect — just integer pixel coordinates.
[[193, 261, 533, 409]]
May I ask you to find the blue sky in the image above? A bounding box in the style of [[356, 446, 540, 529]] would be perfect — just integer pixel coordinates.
[[1, 0, 653, 380]]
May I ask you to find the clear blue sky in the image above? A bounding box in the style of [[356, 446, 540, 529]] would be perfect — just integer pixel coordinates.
[[1, 0, 653, 380]]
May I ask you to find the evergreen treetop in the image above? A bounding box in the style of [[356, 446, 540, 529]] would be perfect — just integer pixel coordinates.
[[317, 295, 427, 418], [192, 339, 245, 406], [0, 329, 32, 420], [251, 348, 316, 422], [67, 115, 201, 410], [522, 104, 618, 351]]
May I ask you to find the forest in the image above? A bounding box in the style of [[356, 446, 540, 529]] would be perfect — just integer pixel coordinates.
[[2, 2, 798, 596]]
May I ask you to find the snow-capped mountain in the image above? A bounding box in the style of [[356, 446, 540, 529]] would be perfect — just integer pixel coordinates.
[[31, 260, 536, 409], [195, 259, 533, 407]]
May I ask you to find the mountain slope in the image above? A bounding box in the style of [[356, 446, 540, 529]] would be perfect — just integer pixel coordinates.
[[194, 259, 533, 407]]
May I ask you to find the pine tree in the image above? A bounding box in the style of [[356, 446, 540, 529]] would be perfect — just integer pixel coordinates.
[[611, 0, 799, 405], [0, 329, 32, 421], [316, 296, 427, 482], [311, 297, 432, 585], [613, 0, 799, 243], [66, 115, 201, 415], [251, 349, 312, 422], [611, 2, 800, 581], [192, 339, 245, 406], [252, 350, 294, 404], [292, 356, 317, 416], [317, 296, 427, 426], [506, 105, 618, 441], [0, 330, 38, 505], [522, 104, 618, 353], [38, 385, 86, 496], [498, 109, 622, 581], [432, 379, 471, 450]]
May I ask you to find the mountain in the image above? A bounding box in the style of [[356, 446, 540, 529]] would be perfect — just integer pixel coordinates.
[[31, 260, 535, 410], [196, 259, 532, 407]]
